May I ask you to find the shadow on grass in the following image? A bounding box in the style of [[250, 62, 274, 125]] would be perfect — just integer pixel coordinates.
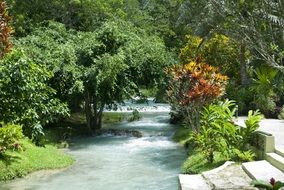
[[0, 153, 21, 166]]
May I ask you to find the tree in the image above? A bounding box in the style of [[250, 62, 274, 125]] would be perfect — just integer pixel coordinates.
[[179, 0, 284, 71], [7, 0, 127, 35], [0, 0, 13, 57], [16, 20, 172, 133], [77, 20, 172, 132], [0, 50, 69, 139], [179, 34, 240, 79]]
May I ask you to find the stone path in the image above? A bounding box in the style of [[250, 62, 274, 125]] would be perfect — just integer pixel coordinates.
[[179, 162, 257, 190]]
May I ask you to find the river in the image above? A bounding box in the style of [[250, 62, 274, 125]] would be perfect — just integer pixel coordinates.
[[0, 105, 187, 190]]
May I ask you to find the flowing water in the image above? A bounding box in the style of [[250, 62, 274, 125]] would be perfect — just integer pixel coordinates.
[[0, 104, 187, 190]]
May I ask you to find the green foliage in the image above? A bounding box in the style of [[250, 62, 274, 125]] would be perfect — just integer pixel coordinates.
[[252, 178, 284, 190], [0, 50, 69, 139], [127, 109, 142, 122], [102, 112, 126, 124], [179, 34, 240, 78], [190, 100, 262, 163], [0, 123, 24, 154], [183, 0, 284, 70], [250, 67, 278, 117], [172, 126, 192, 145], [278, 106, 284, 120], [240, 110, 264, 146], [16, 20, 171, 133], [181, 151, 226, 174], [231, 149, 256, 162], [225, 80, 254, 115], [0, 139, 74, 181], [7, 0, 127, 34]]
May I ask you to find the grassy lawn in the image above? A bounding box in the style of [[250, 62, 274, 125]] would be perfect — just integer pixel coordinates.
[[0, 139, 74, 181], [181, 150, 226, 174]]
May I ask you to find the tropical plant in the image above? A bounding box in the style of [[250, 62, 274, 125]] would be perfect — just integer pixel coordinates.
[[166, 58, 228, 131], [239, 110, 264, 148], [250, 67, 278, 117], [252, 178, 284, 190], [190, 100, 237, 162], [191, 100, 263, 162]]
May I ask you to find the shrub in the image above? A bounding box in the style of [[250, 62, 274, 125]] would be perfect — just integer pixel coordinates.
[[278, 106, 284, 120], [0, 50, 69, 141], [250, 67, 278, 117], [0, 123, 24, 155], [190, 100, 263, 163], [166, 58, 228, 131]]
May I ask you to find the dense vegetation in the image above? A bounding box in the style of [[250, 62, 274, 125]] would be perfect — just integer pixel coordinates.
[[0, 0, 283, 181]]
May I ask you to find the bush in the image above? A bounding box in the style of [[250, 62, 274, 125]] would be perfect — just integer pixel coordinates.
[[0, 50, 69, 140], [0, 123, 24, 155], [190, 100, 263, 163], [250, 67, 278, 117], [225, 80, 254, 115], [252, 178, 284, 190], [278, 106, 284, 120], [166, 58, 228, 131]]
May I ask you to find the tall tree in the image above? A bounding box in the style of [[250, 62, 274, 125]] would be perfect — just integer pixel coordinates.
[[180, 0, 284, 71], [16, 21, 172, 133]]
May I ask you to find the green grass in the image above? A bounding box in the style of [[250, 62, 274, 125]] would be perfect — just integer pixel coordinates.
[[44, 112, 127, 144], [172, 126, 192, 145], [172, 126, 226, 174], [102, 112, 126, 124], [0, 139, 74, 181], [65, 112, 126, 125], [181, 150, 226, 174]]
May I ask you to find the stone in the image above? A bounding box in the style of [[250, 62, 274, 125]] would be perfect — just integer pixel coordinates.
[[242, 160, 284, 182], [179, 174, 211, 190], [202, 162, 256, 190]]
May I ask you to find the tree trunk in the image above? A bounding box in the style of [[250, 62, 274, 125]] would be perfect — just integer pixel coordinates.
[[84, 90, 93, 134], [240, 44, 249, 86], [91, 98, 104, 132]]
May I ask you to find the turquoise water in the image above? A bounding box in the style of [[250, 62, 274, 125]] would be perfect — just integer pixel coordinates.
[[0, 112, 186, 190]]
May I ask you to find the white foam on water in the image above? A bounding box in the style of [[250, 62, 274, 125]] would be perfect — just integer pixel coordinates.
[[104, 99, 171, 113], [124, 137, 177, 149]]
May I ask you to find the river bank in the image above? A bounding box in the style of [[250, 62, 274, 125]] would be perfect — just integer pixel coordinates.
[[0, 139, 74, 181], [0, 111, 187, 190]]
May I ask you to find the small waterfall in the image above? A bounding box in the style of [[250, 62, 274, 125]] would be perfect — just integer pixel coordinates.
[[104, 98, 171, 113]]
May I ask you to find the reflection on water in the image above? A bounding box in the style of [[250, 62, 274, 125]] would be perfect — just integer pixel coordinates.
[[0, 111, 186, 190]]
